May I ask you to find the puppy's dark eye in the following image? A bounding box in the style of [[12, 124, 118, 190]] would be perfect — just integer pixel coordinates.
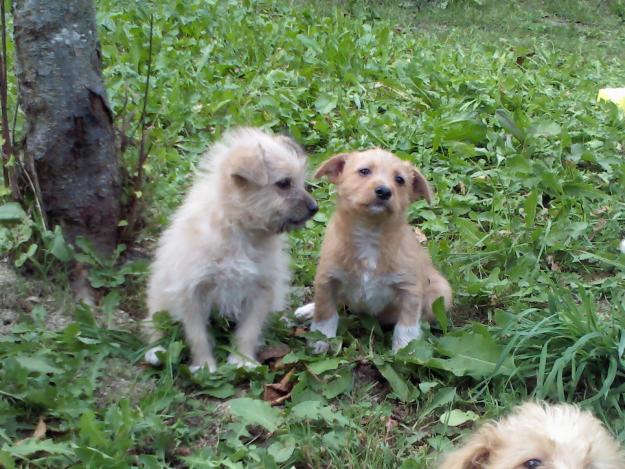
[[275, 178, 292, 190], [395, 175, 405, 185], [359, 168, 371, 176], [523, 459, 542, 468]]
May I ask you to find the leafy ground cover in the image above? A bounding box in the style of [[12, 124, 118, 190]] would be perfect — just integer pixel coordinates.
[[1, 0, 625, 467]]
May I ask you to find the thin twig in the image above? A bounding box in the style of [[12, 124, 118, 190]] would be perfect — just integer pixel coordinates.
[[0, 0, 18, 199], [135, 14, 153, 185], [121, 14, 154, 242], [10, 97, 17, 150]]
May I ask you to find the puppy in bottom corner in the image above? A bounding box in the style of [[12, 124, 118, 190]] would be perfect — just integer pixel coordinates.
[[295, 149, 452, 353], [438, 401, 625, 469], [144, 128, 318, 372]]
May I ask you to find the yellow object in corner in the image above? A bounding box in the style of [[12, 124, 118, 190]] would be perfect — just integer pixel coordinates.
[[597, 88, 625, 112]]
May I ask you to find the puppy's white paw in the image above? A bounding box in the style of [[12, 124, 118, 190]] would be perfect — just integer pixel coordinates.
[[620, 239, 625, 254], [189, 360, 217, 374], [309, 313, 338, 354], [227, 354, 259, 369], [312, 340, 330, 354], [294, 302, 315, 321], [392, 323, 423, 353], [144, 346, 166, 366]]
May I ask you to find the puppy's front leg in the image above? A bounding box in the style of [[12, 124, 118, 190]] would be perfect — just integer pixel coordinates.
[[392, 293, 424, 353], [310, 283, 339, 354], [228, 291, 273, 368], [182, 297, 217, 373]]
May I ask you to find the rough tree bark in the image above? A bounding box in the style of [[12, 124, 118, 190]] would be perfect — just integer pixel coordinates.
[[13, 0, 120, 256]]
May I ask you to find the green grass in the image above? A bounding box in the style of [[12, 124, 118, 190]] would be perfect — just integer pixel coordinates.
[[1, 0, 625, 467]]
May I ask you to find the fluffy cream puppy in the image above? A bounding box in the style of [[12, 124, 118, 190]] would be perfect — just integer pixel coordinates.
[[296, 149, 452, 353], [144, 128, 317, 372], [439, 402, 625, 469]]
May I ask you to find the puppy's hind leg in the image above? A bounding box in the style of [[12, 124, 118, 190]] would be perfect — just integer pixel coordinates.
[[423, 270, 452, 319], [143, 316, 167, 366]]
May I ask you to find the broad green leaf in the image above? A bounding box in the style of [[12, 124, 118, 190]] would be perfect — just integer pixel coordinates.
[[432, 297, 448, 334], [433, 332, 516, 378], [229, 398, 280, 432], [307, 358, 344, 375], [524, 189, 539, 228], [418, 381, 439, 394], [3, 439, 73, 458], [421, 387, 456, 418], [14, 356, 62, 374], [441, 115, 486, 143], [562, 182, 604, 199], [101, 291, 120, 316], [290, 400, 323, 420], [49, 229, 72, 262], [14, 244, 37, 268], [376, 363, 410, 402], [322, 367, 353, 399], [79, 411, 109, 447], [314, 94, 337, 114], [395, 339, 434, 364], [454, 218, 484, 245], [0, 203, 26, 222], [398, 459, 421, 469], [204, 383, 236, 399], [439, 409, 479, 427], [495, 109, 525, 142], [267, 436, 295, 463], [527, 121, 561, 138]]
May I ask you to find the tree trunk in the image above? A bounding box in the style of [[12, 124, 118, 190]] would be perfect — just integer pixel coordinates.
[[13, 0, 120, 256]]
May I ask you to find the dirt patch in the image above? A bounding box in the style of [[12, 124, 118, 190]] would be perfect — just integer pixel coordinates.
[[0, 260, 138, 333], [94, 357, 156, 407]]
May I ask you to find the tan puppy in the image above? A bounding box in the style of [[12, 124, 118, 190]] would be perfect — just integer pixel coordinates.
[[295, 149, 451, 353], [439, 401, 625, 469], [144, 127, 317, 372]]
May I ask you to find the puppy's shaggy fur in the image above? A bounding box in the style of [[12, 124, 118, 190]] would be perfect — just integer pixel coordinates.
[[439, 402, 625, 469], [144, 128, 317, 372], [296, 149, 452, 353]]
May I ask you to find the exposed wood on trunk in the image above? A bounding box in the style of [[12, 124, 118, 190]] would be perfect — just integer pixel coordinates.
[[13, 0, 120, 256]]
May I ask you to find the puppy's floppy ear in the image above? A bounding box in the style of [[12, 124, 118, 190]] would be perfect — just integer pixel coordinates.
[[438, 425, 497, 469], [229, 145, 269, 186], [315, 153, 349, 183], [411, 167, 433, 204], [275, 135, 306, 158]]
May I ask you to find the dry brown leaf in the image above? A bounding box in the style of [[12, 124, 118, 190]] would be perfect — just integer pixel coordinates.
[[257, 343, 290, 363], [384, 416, 397, 437], [263, 369, 295, 405], [592, 218, 607, 233], [592, 206, 609, 216], [175, 446, 192, 457], [546, 255, 561, 272], [15, 416, 46, 446], [33, 416, 47, 439]]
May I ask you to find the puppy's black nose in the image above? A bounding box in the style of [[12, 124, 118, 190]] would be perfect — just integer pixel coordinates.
[[375, 185, 392, 200], [307, 200, 319, 215]]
